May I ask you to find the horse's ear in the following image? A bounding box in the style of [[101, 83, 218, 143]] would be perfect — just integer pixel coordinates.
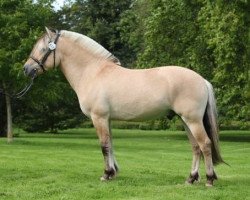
[[45, 26, 53, 39]]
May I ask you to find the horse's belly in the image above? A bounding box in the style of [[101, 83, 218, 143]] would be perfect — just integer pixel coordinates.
[[111, 110, 168, 121], [109, 97, 170, 121]]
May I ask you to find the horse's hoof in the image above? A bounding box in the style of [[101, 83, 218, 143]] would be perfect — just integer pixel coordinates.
[[100, 176, 109, 181], [100, 174, 115, 181], [100, 168, 116, 181], [185, 180, 193, 185], [100, 175, 115, 181], [205, 182, 213, 187], [206, 172, 217, 187]]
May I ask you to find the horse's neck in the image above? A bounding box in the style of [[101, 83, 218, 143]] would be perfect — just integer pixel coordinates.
[[58, 37, 108, 93]]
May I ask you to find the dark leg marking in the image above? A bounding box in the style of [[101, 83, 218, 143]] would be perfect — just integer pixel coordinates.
[[102, 168, 116, 180], [100, 145, 117, 181], [206, 171, 218, 186], [114, 162, 119, 172], [101, 145, 109, 156], [186, 172, 199, 184]]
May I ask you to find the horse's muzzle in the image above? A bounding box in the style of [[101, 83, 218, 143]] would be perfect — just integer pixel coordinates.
[[23, 64, 38, 78]]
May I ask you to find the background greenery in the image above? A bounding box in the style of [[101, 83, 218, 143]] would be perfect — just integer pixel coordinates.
[[0, 0, 249, 135], [0, 128, 249, 199]]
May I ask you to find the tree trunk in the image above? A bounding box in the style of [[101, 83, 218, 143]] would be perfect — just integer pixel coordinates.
[[6, 93, 13, 142], [0, 92, 7, 137], [3, 83, 13, 142]]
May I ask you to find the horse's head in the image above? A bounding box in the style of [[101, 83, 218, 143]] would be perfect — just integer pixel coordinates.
[[23, 27, 61, 78]]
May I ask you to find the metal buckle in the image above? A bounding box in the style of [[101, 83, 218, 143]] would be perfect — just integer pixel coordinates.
[[48, 42, 56, 50]]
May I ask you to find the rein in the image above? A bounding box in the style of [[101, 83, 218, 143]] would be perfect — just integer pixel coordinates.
[[0, 77, 34, 99], [0, 30, 61, 99], [30, 30, 61, 72]]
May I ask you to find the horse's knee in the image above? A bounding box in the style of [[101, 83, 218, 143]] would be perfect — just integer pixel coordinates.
[[192, 144, 201, 155], [200, 138, 212, 157]]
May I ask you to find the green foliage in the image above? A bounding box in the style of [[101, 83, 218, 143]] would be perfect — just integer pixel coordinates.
[[15, 71, 84, 133], [1, 0, 249, 133], [136, 0, 200, 68], [0, 0, 85, 133], [130, 0, 249, 126], [56, 0, 133, 66], [0, 0, 55, 135], [0, 0, 54, 82], [196, 1, 249, 123], [118, 0, 150, 66]]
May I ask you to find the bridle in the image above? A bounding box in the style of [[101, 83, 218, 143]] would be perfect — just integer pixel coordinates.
[[0, 30, 61, 99], [30, 30, 61, 72]]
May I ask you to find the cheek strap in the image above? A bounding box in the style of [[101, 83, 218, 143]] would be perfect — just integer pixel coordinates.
[[29, 30, 61, 72]]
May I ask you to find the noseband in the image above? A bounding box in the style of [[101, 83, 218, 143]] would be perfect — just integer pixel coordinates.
[[30, 30, 61, 72]]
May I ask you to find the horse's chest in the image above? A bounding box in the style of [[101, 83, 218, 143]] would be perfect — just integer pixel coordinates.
[[79, 103, 91, 117], [78, 94, 109, 117]]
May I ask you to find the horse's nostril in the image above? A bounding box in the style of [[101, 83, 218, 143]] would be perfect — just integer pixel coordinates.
[[23, 64, 29, 75]]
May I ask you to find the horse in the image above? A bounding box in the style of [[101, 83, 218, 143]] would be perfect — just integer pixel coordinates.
[[23, 27, 224, 186]]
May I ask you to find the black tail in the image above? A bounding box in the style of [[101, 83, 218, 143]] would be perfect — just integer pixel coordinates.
[[204, 80, 224, 165]]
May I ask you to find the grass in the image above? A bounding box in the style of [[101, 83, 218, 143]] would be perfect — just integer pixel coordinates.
[[0, 128, 249, 200]]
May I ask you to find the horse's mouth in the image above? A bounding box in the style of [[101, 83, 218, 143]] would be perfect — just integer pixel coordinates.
[[28, 68, 38, 79]]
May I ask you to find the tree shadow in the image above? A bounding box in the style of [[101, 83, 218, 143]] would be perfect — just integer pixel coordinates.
[[20, 129, 250, 143], [219, 132, 250, 142]]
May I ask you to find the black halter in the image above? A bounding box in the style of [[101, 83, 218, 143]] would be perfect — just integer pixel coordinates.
[[30, 30, 61, 72]]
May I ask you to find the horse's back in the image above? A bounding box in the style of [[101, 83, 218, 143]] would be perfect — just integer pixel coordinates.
[[98, 65, 208, 121]]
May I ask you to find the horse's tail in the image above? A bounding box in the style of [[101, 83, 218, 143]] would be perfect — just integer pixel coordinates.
[[203, 80, 224, 165]]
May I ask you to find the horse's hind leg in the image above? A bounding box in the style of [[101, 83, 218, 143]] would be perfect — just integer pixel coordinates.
[[183, 118, 217, 186], [184, 124, 202, 184], [181, 118, 201, 184], [91, 114, 119, 181]]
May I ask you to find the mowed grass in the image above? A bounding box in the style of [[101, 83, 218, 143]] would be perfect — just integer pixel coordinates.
[[0, 128, 249, 200]]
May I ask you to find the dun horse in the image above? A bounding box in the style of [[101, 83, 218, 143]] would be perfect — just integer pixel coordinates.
[[24, 28, 224, 186]]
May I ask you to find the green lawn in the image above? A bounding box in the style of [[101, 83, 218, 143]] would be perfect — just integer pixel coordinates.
[[0, 129, 249, 200]]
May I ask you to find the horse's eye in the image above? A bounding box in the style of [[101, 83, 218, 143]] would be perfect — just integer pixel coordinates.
[[41, 48, 46, 52]]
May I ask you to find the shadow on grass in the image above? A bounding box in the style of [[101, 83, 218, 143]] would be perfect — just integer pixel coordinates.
[[11, 139, 99, 151], [20, 129, 187, 140], [20, 129, 250, 143], [220, 132, 250, 142]]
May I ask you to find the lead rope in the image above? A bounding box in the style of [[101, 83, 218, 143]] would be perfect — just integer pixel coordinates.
[[0, 77, 34, 99]]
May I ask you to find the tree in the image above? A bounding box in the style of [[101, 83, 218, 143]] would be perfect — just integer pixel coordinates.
[[15, 70, 84, 133], [195, 0, 249, 125], [0, 0, 55, 139], [118, 0, 150, 66], [0, 0, 86, 134], [0, 93, 6, 136], [128, 0, 249, 128], [56, 0, 133, 66], [1, 0, 248, 133], [135, 0, 201, 68]]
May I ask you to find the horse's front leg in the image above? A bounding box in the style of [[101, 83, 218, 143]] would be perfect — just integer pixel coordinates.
[[91, 114, 119, 181]]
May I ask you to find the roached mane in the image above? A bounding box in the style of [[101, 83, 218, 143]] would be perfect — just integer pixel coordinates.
[[61, 30, 121, 65]]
